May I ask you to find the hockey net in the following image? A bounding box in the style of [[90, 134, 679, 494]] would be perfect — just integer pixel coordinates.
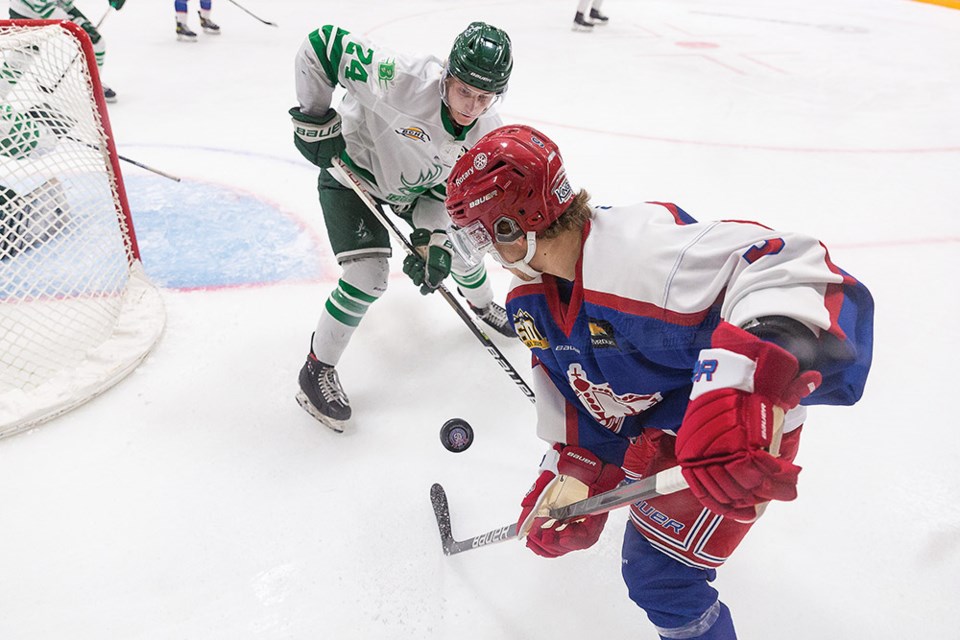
[[0, 20, 164, 438]]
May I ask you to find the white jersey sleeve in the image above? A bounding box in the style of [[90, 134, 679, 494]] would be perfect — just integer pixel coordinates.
[[581, 203, 847, 336]]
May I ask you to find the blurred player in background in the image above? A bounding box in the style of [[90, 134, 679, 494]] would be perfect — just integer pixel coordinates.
[[8, 0, 125, 101], [573, 0, 608, 31], [444, 124, 874, 640], [175, 0, 219, 41], [289, 21, 515, 431]]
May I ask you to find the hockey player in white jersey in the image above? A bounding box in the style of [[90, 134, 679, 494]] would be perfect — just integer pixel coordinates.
[[290, 22, 515, 431], [8, 0, 125, 102], [444, 125, 874, 639]]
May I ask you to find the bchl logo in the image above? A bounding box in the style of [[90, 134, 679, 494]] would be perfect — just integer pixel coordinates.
[[395, 126, 431, 143]]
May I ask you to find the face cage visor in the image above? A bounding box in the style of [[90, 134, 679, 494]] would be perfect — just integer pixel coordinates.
[[448, 216, 542, 276]]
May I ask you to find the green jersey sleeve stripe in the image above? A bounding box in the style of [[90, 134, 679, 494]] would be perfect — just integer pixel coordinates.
[[309, 25, 349, 88]]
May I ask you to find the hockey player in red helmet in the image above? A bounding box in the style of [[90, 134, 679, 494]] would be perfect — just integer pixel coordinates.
[[445, 125, 874, 639], [447, 125, 573, 279]]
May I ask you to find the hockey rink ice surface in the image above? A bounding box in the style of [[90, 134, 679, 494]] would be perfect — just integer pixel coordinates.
[[2, 0, 958, 638]]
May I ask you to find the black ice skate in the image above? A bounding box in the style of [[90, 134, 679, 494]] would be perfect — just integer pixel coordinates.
[[198, 12, 220, 34], [176, 21, 198, 42], [102, 85, 116, 103], [296, 346, 351, 432], [573, 12, 595, 32], [589, 8, 610, 24], [468, 299, 516, 337]]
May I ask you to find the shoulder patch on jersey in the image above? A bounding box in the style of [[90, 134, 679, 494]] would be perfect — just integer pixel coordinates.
[[588, 318, 618, 349], [378, 59, 396, 86], [514, 308, 549, 349]]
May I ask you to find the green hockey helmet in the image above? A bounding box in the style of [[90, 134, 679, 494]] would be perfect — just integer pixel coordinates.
[[447, 22, 513, 94]]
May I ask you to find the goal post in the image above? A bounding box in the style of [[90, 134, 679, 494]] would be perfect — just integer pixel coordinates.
[[1, 20, 165, 438]]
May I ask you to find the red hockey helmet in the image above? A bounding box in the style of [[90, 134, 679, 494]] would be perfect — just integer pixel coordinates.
[[445, 125, 573, 256]]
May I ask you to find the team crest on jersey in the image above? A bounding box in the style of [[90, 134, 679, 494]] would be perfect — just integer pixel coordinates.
[[395, 126, 431, 143], [514, 309, 549, 349], [588, 319, 618, 349], [567, 363, 662, 432], [396, 163, 443, 199]]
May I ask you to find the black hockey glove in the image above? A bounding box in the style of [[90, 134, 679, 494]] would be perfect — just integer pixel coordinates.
[[66, 8, 102, 43], [289, 107, 344, 169], [403, 228, 454, 295]]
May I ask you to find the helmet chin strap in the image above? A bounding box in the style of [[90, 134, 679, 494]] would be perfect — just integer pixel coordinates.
[[493, 232, 542, 277]]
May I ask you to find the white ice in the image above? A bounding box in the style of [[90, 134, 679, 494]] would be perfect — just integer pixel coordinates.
[[2, 0, 959, 638]]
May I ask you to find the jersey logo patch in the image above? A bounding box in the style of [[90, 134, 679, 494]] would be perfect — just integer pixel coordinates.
[[378, 59, 395, 86], [588, 319, 618, 349], [395, 126, 430, 143], [514, 309, 549, 349], [567, 363, 662, 432]]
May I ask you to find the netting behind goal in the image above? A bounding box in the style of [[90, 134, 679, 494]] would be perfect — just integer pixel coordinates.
[[1, 20, 165, 438]]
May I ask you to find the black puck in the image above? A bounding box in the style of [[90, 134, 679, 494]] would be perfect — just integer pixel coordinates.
[[439, 418, 474, 453]]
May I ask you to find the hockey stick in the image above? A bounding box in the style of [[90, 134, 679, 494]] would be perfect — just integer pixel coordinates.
[[431, 410, 787, 555], [113, 152, 181, 182], [430, 466, 689, 556], [328, 158, 536, 405], [63, 136, 181, 182], [39, 8, 112, 95], [96, 8, 111, 30], [226, 0, 278, 27]]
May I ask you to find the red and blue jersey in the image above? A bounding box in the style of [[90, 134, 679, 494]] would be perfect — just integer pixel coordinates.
[[506, 202, 874, 466]]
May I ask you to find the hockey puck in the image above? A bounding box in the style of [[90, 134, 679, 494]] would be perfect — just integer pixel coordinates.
[[439, 418, 474, 453]]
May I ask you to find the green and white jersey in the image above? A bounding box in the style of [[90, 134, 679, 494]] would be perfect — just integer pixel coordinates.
[[295, 25, 502, 209], [8, 1, 75, 20]]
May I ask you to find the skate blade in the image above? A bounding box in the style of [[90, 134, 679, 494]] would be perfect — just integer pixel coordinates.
[[295, 391, 347, 433], [201, 28, 221, 34], [177, 35, 198, 42]]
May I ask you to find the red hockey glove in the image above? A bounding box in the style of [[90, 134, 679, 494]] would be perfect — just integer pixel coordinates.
[[517, 444, 624, 558], [676, 322, 821, 521]]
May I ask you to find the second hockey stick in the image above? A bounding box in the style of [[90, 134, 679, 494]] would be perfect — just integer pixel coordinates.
[[39, 9, 112, 95], [63, 136, 180, 182], [226, 0, 277, 27], [328, 158, 536, 405]]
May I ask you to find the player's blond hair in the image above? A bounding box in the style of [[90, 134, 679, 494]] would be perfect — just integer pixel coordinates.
[[541, 189, 592, 239]]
